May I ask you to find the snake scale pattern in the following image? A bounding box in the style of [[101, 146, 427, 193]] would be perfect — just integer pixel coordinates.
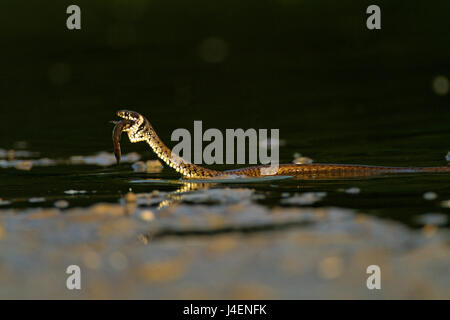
[[112, 110, 450, 179]]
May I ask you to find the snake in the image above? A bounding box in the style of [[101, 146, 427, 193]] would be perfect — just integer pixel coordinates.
[[112, 110, 450, 179]]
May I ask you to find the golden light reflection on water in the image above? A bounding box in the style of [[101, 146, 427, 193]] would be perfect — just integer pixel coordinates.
[[83, 250, 102, 270], [318, 254, 344, 280], [137, 254, 190, 284]]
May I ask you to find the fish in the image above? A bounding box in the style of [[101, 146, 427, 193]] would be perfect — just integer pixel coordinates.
[[111, 119, 134, 164]]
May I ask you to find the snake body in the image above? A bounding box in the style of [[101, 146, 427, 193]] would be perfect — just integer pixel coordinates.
[[112, 110, 450, 179]]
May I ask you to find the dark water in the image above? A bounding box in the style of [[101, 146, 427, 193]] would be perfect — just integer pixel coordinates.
[[1, 0, 449, 228]]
